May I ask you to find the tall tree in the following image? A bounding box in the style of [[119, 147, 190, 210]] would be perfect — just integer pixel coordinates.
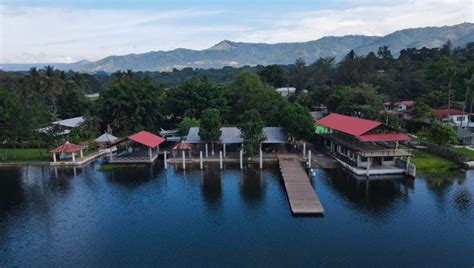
[[199, 108, 222, 155], [239, 109, 265, 156]]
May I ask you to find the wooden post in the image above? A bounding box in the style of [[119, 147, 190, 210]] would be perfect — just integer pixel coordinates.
[[223, 143, 226, 158], [259, 149, 263, 169], [303, 143, 306, 157], [239, 149, 243, 170], [53, 153, 56, 163], [205, 143, 208, 158], [366, 157, 371, 177], [219, 151, 223, 169], [72, 152, 76, 162], [80, 149, 83, 158], [308, 150, 312, 168], [164, 150, 168, 169], [182, 150, 186, 170], [406, 156, 411, 174], [200, 151, 203, 170]]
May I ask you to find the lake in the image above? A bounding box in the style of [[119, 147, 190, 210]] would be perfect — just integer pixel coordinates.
[[1, 160, 473, 266]]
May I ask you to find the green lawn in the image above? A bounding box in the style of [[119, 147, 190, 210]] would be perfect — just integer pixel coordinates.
[[0, 148, 95, 163], [449, 147, 474, 161], [410, 150, 460, 177], [0, 148, 51, 162]]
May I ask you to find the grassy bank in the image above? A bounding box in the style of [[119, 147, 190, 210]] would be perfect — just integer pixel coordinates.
[[450, 147, 474, 161], [98, 163, 148, 172], [0, 148, 51, 162], [410, 150, 460, 177]]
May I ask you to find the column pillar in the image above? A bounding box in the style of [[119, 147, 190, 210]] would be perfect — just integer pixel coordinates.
[[53, 153, 57, 163], [80, 149, 83, 158], [308, 150, 312, 168], [223, 143, 226, 158], [219, 151, 223, 169], [205, 143, 208, 158], [182, 150, 186, 170], [72, 152, 76, 162], [259, 149, 263, 169], [149, 147, 152, 160], [200, 151, 203, 170], [164, 150, 168, 169], [239, 149, 243, 170], [303, 143, 306, 157]]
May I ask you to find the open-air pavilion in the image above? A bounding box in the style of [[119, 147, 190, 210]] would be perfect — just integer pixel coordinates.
[[186, 127, 243, 157], [172, 141, 193, 157], [261, 127, 288, 153], [95, 132, 118, 148], [51, 141, 84, 163], [109, 131, 166, 163]]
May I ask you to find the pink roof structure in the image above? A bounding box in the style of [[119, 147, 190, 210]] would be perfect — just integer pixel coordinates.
[[128, 131, 166, 148]]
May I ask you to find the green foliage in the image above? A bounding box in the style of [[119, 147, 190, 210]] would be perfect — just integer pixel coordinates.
[[412, 100, 434, 120], [420, 122, 458, 146], [167, 78, 229, 119], [279, 103, 314, 140], [199, 109, 222, 142], [178, 117, 200, 136], [98, 76, 164, 135], [257, 64, 286, 87], [88, 139, 97, 151], [239, 110, 265, 156], [335, 83, 384, 120]]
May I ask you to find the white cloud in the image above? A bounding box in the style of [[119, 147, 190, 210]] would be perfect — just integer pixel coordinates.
[[0, 0, 472, 63], [237, 0, 473, 43]]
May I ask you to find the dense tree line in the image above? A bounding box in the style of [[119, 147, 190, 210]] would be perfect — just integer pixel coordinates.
[[2, 41, 474, 152]]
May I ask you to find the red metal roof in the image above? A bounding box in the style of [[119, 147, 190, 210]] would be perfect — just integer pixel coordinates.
[[432, 109, 468, 117], [128, 131, 166, 148], [358, 133, 410, 142], [173, 141, 192, 150], [394, 101, 415, 106], [51, 141, 84, 153], [316, 113, 381, 137]]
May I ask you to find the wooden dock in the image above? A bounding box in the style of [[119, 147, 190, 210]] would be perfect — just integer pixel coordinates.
[[278, 154, 324, 215]]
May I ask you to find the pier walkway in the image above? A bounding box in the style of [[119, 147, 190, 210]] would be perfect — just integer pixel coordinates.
[[277, 154, 324, 215]]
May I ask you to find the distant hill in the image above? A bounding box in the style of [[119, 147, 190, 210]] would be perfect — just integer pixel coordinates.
[[2, 23, 473, 72]]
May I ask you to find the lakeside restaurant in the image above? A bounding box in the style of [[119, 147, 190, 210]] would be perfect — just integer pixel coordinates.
[[315, 113, 415, 177], [109, 131, 166, 163]]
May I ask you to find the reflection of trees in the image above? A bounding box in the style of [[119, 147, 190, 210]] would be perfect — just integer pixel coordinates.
[[240, 169, 265, 206], [201, 168, 222, 210], [105, 165, 154, 187], [421, 172, 467, 213], [0, 167, 25, 217], [322, 169, 413, 219]]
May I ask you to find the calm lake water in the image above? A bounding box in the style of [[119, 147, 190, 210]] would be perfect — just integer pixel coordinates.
[[1, 160, 473, 266]]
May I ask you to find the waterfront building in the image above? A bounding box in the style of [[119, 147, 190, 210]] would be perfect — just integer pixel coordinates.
[[315, 113, 415, 177], [109, 131, 166, 163]]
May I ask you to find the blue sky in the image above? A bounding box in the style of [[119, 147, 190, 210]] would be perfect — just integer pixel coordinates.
[[0, 0, 472, 63]]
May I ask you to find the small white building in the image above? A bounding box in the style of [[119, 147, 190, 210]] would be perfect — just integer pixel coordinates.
[[433, 109, 470, 125], [276, 87, 296, 97]]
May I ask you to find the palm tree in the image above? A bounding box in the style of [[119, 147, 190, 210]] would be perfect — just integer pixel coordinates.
[[41, 65, 58, 110], [466, 75, 474, 125]]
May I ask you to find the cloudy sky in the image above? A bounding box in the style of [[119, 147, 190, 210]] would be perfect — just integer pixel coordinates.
[[0, 0, 472, 63]]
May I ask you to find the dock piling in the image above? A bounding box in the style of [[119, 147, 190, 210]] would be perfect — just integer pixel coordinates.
[[205, 144, 208, 158], [303, 143, 306, 158], [164, 150, 168, 169], [308, 150, 312, 168], [259, 149, 263, 169], [239, 149, 243, 170], [200, 151, 203, 170], [219, 151, 223, 169], [182, 151, 186, 170]]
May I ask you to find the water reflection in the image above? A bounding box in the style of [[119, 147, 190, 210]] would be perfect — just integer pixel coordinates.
[[240, 167, 265, 206], [104, 164, 156, 187], [201, 168, 222, 210], [322, 169, 413, 219], [0, 168, 25, 216]]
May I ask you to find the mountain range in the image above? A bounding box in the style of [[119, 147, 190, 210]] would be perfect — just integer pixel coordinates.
[[2, 23, 474, 73]]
